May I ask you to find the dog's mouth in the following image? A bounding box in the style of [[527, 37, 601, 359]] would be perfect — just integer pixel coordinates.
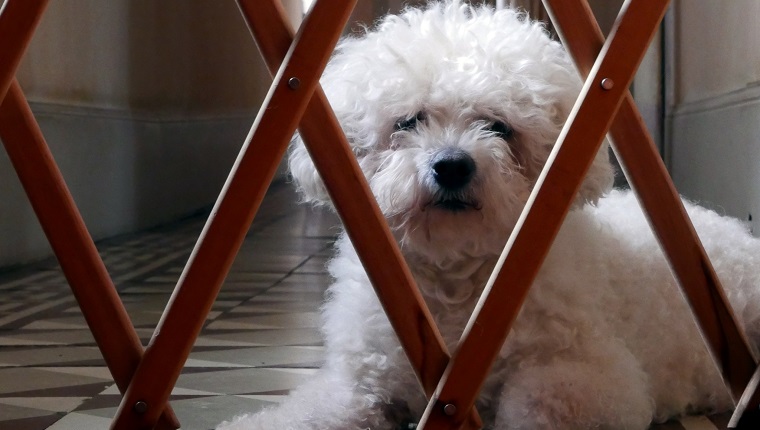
[[424, 197, 482, 212]]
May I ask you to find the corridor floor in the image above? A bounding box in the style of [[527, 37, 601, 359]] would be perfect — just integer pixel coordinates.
[[0, 183, 733, 429], [0, 183, 336, 429]]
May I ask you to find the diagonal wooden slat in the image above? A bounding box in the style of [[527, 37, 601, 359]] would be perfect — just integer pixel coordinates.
[[0, 1, 180, 428], [732, 365, 760, 428], [0, 0, 48, 104], [235, 0, 482, 427], [542, 1, 760, 427], [109, 1, 358, 428], [0, 79, 180, 430], [417, 1, 670, 428]]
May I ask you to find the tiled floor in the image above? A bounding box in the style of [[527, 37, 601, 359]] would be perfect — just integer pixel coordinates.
[[0, 182, 736, 429], [0, 182, 338, 429]]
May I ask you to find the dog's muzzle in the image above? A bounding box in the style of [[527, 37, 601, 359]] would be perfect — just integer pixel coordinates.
[[428, 148, 480, 212]]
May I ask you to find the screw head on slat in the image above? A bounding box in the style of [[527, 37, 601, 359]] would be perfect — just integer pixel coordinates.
[[443, 403, 457, 416], [600, 78, 614, 90], [134, 401, 148, 415], [287, 77, 301, 90]]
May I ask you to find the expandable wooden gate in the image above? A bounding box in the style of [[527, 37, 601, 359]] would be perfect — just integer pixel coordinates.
[[1, 0, 758, 428]]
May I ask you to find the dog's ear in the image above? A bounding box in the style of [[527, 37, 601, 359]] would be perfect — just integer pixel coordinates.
[[287, 133, 332, 207], [578, 140, 615, 206], [544, 60, 615, 207]]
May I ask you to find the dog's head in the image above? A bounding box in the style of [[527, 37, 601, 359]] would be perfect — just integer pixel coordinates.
[[289, 1, 613, 262]]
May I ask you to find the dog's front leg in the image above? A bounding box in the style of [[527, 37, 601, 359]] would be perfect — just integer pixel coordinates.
[[492, 350, 655, 430]]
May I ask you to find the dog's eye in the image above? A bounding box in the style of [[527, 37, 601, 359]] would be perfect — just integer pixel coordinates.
[[394, 112, 426, 132], [486, 121, 514, 140]]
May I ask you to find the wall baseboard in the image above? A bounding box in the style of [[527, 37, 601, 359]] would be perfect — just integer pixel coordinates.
[[668, 84, 760, 233], [672, 84, 760, 117], [0, 102, 257, 267]]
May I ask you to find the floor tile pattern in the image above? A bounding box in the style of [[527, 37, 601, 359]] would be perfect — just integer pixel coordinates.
[[0, 183, 334, 429], [0, 183, 736, 429]]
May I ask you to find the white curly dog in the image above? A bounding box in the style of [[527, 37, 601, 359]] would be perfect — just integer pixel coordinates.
[[219, 2, 760, 429]]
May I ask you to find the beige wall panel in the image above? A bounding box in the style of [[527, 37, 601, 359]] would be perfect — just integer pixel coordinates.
[[675, 0, 760, 105]]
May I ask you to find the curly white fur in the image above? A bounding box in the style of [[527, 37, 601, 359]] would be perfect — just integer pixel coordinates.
[[218, 2, 760, 429]]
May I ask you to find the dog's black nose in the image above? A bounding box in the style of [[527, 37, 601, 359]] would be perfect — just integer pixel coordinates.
[[431, 148, 476, 190]]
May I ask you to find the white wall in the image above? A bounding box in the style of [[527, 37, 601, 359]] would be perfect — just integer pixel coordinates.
[[0, 0, 291, 267], [667, 1, 760, 232]]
